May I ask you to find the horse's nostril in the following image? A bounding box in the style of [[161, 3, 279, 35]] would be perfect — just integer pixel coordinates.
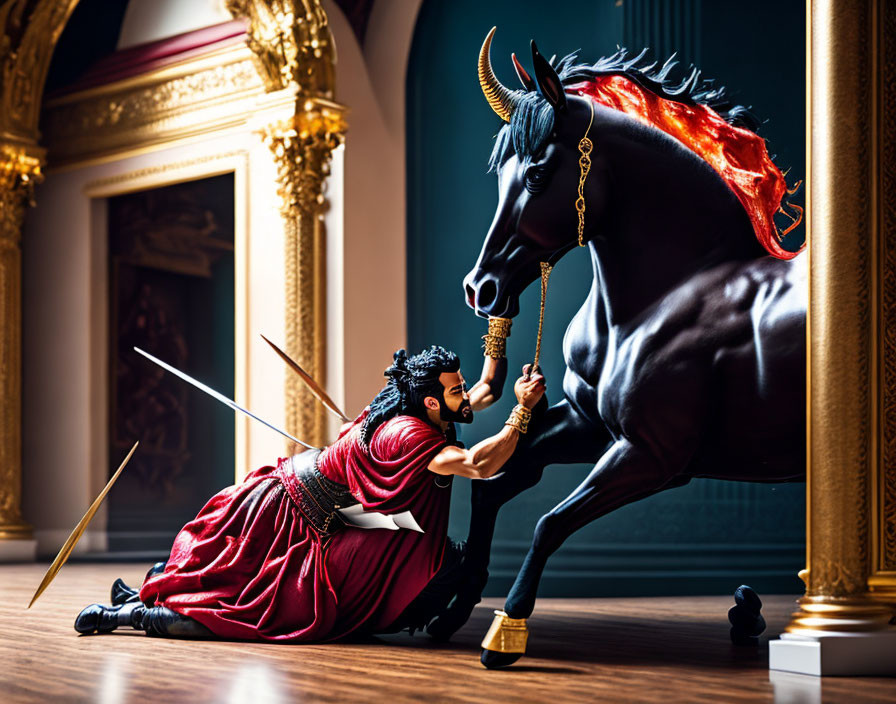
[[465, 284, 476, 308], [478, 280, 498, 309]]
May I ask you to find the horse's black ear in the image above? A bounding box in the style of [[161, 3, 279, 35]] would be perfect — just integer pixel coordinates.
[[531, 40, 567, 112], [512, 52, 536, 91]]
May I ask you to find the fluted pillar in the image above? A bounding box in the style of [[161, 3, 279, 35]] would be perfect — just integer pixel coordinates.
[[0, 1, 82, 559], [228, 0, 347, 447], [261, 104, 346, 447], [770, 0, 896, 676], [0, 142, 43, 552]]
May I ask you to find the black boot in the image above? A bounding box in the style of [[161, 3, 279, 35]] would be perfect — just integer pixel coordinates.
[[110, 578, 139, 606], [131, 605, 214, 639], [109, 560, 167, 606], [386, 538, 466, 636], [145, 561, 167, 580], [74, 602, 141, 635]]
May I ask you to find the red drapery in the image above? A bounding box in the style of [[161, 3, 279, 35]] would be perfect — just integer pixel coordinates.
[[139, 414, 451, 642]]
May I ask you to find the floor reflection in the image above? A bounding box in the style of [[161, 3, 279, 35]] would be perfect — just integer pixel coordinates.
[[769, 669, 821, 704]]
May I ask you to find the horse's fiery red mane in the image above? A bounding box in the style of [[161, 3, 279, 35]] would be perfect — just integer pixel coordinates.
[[571, 75, 804, 260]]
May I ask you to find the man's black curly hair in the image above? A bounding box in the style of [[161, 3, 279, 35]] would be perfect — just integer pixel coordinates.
[[360, 346, 460, 449]]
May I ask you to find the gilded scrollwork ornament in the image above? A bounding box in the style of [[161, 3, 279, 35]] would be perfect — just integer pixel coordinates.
[[259, 103, 347, 218], [0, 142, 43, 222], [225, 0, 335, 95]]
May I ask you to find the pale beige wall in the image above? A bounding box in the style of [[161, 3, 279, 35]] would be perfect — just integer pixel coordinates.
[[323, 0, 422, 420]]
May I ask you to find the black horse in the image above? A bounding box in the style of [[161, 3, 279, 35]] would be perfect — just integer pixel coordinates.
[[426, 31, 806, 668]]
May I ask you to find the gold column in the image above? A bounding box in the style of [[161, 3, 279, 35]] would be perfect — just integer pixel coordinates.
[[785, 0, 896, 634], [0, 142, 43, 541], [228, 0, 347, 447], [0, 0, 81, 547]]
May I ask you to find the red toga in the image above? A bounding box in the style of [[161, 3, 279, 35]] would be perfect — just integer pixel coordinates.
[[139, 413, 450, 641]]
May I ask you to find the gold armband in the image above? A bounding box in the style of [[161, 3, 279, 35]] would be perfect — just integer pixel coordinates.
[[482, 317, 512, 359], [505, 404, 531, 434]]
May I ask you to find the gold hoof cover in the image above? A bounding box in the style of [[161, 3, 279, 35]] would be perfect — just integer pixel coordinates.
[[480, 610, 529, 653]]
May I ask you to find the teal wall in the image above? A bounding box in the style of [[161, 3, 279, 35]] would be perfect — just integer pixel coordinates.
[[407, 0, 805, 597]]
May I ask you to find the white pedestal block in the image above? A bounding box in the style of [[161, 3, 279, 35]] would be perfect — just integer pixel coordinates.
[[0, 539, 37, 562], [769, 629, 896, 676]]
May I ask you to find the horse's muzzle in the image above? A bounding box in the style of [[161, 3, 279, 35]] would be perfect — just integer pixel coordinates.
[[463, 271, 518, 319]]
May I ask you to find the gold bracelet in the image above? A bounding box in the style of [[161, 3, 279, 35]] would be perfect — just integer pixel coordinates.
[[482, 317, 512, 359], [504, 404, 532, 434]]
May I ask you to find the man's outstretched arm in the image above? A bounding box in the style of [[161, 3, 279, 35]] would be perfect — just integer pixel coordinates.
[[468, 356, 508, 411], [429, 370, 545, 479]]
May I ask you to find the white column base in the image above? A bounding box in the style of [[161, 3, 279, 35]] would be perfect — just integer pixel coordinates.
[[0, 539, 37, 562], [769, 629, 896, 676]]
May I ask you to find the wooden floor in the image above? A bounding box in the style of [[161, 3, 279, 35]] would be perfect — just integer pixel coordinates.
[[1, 564, 894, 703]]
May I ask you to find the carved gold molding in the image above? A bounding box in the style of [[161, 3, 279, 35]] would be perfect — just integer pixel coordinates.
[[786, 0, 896, 633], [228, 0, 346, 447], [42, 45, 265, 167], [83, 151, 246, 194], [0, 0, 80, 140]]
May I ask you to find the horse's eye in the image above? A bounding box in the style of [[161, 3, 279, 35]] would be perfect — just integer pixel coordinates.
[[525, 165, 549, 194]]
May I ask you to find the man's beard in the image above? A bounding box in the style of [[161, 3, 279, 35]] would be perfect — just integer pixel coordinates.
[[439, 398, 473, 424]]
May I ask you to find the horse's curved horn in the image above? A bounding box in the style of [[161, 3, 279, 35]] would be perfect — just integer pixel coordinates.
[[479, 27, 520, 122]]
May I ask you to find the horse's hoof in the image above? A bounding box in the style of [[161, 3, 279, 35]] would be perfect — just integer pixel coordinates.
[[481, 648, 523, 669], [729, 584, 765, 644], [479, 609, 528, 668], [734, 585, 763, 612], [728, 604, 766, 636], [729, 627, 759, 646]]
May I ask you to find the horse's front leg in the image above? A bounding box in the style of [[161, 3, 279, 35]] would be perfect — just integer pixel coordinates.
[[426, 400, 607, 640], [480, 438, 688, 668]]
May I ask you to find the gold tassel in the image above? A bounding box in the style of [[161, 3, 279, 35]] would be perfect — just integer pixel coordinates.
[[531, 262, 553, 373]]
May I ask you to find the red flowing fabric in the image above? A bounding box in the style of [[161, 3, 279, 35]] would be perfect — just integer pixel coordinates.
[[571, 76, 804, 260], [139, 413, 450, 642]]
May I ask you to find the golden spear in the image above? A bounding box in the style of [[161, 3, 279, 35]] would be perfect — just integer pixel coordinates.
[[28, 441, 139, 608], [260, 334, 350, 423]]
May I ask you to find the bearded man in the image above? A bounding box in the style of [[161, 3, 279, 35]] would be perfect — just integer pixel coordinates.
[[74, 345, 544, 642]]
